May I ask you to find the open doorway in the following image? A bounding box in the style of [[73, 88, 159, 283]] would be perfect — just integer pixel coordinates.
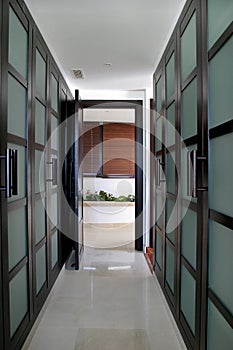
[[82, 100, 143, 252]]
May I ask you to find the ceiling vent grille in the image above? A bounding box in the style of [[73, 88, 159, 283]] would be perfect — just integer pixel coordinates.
[[72, 69, 85, 79]]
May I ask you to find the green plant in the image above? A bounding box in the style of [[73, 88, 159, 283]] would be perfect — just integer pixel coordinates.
[[84, 190, 135, 202]]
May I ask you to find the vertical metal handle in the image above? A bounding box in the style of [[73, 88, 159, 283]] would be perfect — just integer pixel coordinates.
[[0, 148, 18, 198], [155, 158, 161, 187], [47, 158, 58, 185], [187, 150, 197, 198], [11, 149, 18, 195], [52, 158, 58, 186]]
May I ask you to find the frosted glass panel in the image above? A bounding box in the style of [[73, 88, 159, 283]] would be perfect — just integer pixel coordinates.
[[166, 53, 175, 101], [208, 0, 233, 49], [209, 133, 233, 217], [36, 245, 46, 294], [8, 144, 26, 202], [181, 144, 197, 203], [8, 206, 27, 271], [36, 49, 46, 100], [166, 198, 175, 244], [156, 77, 162, 113], [181, 208, 197, 269], [181, 13, 197, 82], [181, 264, 196, 334], [9, 7, 28, 79], [51, 230, 58, 269], [166, 244, 174, 293], [166, 103, 175, 147], [35, 150, 45, 193], [207, 299, 233, 350], [9, 265, 28, 336], [156, 116, 163, 151], [51, 115, 59, 150], [35, 198, 46, 244], [166, 151, 176, 194], [51, 192, 58, 227], [181, 78, 197, 140], [156, 233, 162, 269], [209, 220, 233, 314], [209, 36, 233, 128], [51, 74, 58, 112], [35, 100, 46, 145], [8, 74, 27, 139]]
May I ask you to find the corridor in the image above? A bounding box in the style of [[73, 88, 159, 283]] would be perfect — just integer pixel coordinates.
[[22, 248, 186, 350]]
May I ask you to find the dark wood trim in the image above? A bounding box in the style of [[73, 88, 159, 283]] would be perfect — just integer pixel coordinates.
[[180, 311, 195, 347], [208, 289, 233, 328], [7, 134, 27, 146], [209, 209, 233, 231], [181, 256, 196, 279], [9, 257, 28, 281], [209, 119, 233, 140], [208, 22, 233, 60], [8, 64, 28, 87]]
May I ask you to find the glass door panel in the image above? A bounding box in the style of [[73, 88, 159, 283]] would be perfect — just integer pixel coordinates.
[[165, 244, 175, 293], [35, 49, 46, 100], [181, 12, 197, 82], [36, 244, 46, 294], [181, 264, 196, 334], [181, 207, 197, 270], [181, 78, 197, 140], [166, 53, 175, 101], [51, 230, 58, 269]]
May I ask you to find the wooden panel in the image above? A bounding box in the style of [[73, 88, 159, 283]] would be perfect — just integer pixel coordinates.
[[103, 123, 135, 176], [83, 122, 101, 174]]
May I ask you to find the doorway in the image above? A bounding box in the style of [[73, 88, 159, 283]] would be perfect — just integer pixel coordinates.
[[82, 100, 143, 252]]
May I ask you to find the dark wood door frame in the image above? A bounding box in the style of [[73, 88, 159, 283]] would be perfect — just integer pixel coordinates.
[[82, 100, 144, 251]]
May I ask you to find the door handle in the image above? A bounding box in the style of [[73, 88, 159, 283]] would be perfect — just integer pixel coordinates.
[[47, 158, 58, 186], [0, 148, 18, 198], [155, 158, 165, 188], [187, 150, 207, 198]]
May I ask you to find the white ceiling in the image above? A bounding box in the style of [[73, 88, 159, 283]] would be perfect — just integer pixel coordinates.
[[25, 0, 186, 92]]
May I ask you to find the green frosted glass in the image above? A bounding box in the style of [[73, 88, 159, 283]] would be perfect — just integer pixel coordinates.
[[51, 192, 58, 228], [9, 265, 28, 336], [166, 151, 176, 194], [207, 299, 233, 350], [35, 150, 45, 193], [156, 233, 162, 269], [8, 206, 27, 271], [166, 103, 175, 147], [51, 74, 58, 112], [181, 144, 197, 203], [208, 0, 233, 49], [166, 198, 176, 244], [35, 100, 46, 145], [181, 207, 197, 269], [36, 49, 46, 100], [156, 77, 162, 113], [51, 115, 59, 150], [209, 220, 233, 314], [181, 78, 197, 140], [156, 116, 163, 151], [51, 230, 58, 269], [36, 245, 46, 294], [8, 74, 27, 139], [8, 144, 26, 202], [181, 264, 196, 334], [166, 53, 175, 101], [9, 7, 28, 79], [181, 12, 197, 82], [209, 133, 233, 217], [209, 36, 233, 128], [166, 244, 174, 292], [35, 198, 46, 244]]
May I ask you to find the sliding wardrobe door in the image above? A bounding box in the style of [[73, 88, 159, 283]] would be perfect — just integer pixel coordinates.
[[1, 2, 32, 348], [206, 1, 233, 348], [32, 37, 48, 311], [177, 3, 206, 348], [154, 68, 165, 284]]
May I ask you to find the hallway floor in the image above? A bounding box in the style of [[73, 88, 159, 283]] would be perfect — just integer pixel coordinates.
[[22, 248, 187, 350]]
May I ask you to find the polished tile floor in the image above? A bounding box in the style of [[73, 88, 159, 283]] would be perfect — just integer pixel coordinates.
[[23, 248, 187, 350]]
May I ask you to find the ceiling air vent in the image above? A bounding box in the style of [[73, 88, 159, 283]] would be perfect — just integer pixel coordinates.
[[72, 69, 85, 79]]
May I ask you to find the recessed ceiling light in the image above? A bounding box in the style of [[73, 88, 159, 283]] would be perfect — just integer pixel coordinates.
[[104, 63, 112, 67]]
